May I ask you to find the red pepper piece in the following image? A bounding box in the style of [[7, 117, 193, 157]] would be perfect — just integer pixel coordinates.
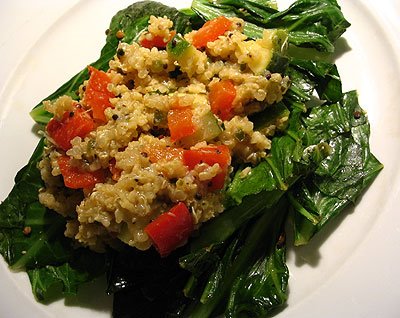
[[209, 80, 236, 121], [145, 202, 194, 257], [192, 16, 232, 49], [46, 107, 95, 151], [83, 66, 115, 123], [167, 107, 196, 142], [58, 156, 105, 189]]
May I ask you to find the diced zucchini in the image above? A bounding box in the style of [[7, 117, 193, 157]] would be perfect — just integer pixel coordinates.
[[237, 40, 272, 74], [153, 109, 167, 126], [264, 29, 289, 73], [236, 29, 288, 74], [199, 111, 223, 140], [166, 34, 192, 60], [181, 111, 222, 145], [166, 34, 205, 77]]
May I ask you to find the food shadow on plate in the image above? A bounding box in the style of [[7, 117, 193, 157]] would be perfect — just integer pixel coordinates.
[[286, 204, 356, 268], [331, 37, 352, 62], [31, 123, 44, 137]]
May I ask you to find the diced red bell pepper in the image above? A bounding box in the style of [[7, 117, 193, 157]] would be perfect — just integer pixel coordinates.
[[183, 145, 231, 190], [46, 107, 95, 151], [183, 145, 231, 170], [167, 107, 196, 142], [144, 145, 184, 163], [209, 79, 236, 121], [58, 156, 106, 189], [192, 16, 232, 49], [144, 202, 194, 257], [83, 66, 115, 123], [140, 31, 176, 49], [207, 171, 227, 191]]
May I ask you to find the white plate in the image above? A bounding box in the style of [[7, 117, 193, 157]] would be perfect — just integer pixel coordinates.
[[0, 1, 399, 317]]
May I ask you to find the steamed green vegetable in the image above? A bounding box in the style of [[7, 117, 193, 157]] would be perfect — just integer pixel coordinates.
[[191, 0, 350, 51], [289, 91, 383, 245], [0, 0, 382, 317]]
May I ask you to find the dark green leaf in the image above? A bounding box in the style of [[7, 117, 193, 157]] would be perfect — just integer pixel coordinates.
[[191, 0, 278, 39], [251, 102, 290, 132], [226, 244, 288, 317], [227, 129, 329, 205], [191, 0, 350, 51], [27, 248, 106, 302], [184, 199, 288, 317], [290, 92, 383, 245], [0, 139, 44, 228], [109, 247, 189, 318]]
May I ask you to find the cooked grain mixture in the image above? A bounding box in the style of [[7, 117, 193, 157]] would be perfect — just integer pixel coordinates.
[[38, 16, 290, 254]]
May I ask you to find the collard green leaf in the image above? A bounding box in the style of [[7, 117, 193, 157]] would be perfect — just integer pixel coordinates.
[[261, 0, 350, 52], [179, 243, 223, 281], [227, 134, 304, 203], [6, 205, 71, 271], [291, 59, 342, 103], [27, 248, 106, 302], [28, 264, 88, 302], [0, 139, 44, 229], [315, 126, 382, 201], [226, 244, 288, 318], [188, 191, 282, 252], [291, 151, 383, 246], [191, 0, 350, 51], [289, 92, 383, 245], [184, 199, 288, 317], [191, 0, 278, 39], [227, 127, 329, 205], [0, 139, 70, 269], [303, 102, 350, 144], [251, 101, 290, 132], [198, 232, 242, 305], [284, 59, 343, 112]]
